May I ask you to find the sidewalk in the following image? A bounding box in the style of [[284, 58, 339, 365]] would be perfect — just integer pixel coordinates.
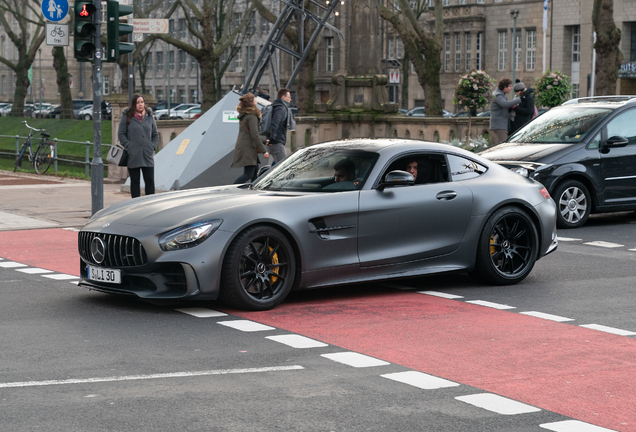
[[0, 170, 130, 231]]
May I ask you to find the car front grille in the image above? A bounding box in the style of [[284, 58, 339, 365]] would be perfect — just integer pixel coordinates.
[[79, 231, 148, 267]]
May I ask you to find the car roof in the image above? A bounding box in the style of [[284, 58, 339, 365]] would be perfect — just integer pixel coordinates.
[[561, 95, 636, 110]]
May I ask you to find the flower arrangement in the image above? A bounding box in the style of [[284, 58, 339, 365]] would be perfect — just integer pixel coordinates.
[[534, 70, 573, 108], [452, 70, 494, 112]]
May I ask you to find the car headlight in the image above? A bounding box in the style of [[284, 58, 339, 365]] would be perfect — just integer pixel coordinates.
[[510, 166, 529, 177], [159, 220, 223, 251]]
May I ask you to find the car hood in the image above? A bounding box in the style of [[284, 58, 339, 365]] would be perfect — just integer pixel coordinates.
[[84, 186, 304, 230], [480, 142, 572, 162]]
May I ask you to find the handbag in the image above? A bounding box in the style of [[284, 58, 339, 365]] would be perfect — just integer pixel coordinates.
[[107, 144, 128, 167]]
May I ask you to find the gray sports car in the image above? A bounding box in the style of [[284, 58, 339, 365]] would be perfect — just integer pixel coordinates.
[[78, 139, 558, 310]]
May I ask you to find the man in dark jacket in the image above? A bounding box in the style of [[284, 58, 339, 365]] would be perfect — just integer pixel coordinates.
[[266, 88, 292, 164], [510, 82, 535, 135]]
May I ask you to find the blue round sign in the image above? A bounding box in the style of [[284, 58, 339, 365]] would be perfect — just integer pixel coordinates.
[[42, 0, 69, 22]]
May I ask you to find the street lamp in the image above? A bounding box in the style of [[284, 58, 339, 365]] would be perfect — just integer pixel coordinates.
[[510, 9, 519, 93]]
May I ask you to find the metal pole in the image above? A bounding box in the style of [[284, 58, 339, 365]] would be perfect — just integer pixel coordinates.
[[167, 47, 171, 116], [129, 11, 133, 102], [510, 10, 518, 93], [591, 32, 596, 97], [38, 49, 42, 113], [91, 0, 104, 215]]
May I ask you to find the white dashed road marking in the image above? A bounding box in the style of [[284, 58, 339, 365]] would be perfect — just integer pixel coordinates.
[[520, 311, 575, 322], [42, 274, 80, 280], [217, 320, 275, 332], [0, 366, 305, 389], [583, 241, 624, 248], [579, 324, 636, 336], [0, 261, 28, 268], [557, 237, 582, 242], [15, 268, 54, 274], [540, 419, 618, 431], [381, 371, 460, 390], [321, 352, 390, 368], [455, 393, 541, 415], [176, 308, 228, 318], [418, 291, 464, 299], [466, 300, 516, 310], [266, 335, 329, 349]]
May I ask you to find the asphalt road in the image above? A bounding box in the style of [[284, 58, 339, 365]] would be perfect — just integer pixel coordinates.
[[1, 213, 635, 432]]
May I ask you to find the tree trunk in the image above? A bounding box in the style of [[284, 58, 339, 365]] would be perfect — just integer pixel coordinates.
[[52, 47, 73, 119], [401, 52, 409, 110], [592, 0, 622, 96], [11, 60, 29, 117], [295, 50, 317, 114], [199, 53, 219, 112]]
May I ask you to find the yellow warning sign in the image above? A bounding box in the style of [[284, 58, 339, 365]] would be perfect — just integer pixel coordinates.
[[176, 139, 190, 155]]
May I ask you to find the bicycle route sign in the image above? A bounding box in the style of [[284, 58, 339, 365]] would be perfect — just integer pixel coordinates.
[[42, 0, 69, 22], [46, 23, 69, 47]]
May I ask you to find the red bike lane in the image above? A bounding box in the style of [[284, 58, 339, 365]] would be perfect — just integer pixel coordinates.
[[2, 228, 634, 431]]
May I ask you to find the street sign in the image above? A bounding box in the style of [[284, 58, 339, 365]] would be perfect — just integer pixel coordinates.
[[42, 0, 69, 22], [389, 71, 400, 84], [46, 23, 69, 46], [132, 19, 169, 34]]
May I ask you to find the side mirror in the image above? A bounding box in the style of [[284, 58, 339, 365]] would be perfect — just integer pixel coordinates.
[[255, 165, 272, 179], [604, 135, 629, 148], [377, 170, 415, 191]]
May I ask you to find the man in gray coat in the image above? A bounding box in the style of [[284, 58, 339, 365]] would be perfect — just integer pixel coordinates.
[[489, 78, 521, 146]]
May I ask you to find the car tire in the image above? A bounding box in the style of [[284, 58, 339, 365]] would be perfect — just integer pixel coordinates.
[[553, 180, 591, 228], [221, 225, 296, 311], [471, 206, 539, 285], [159, 115, 169, 120], [84, 114, 91, 121]]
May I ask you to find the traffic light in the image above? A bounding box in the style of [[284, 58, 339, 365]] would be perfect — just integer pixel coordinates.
[[106, 0, 134, 62], [74, 1, 96, 61]]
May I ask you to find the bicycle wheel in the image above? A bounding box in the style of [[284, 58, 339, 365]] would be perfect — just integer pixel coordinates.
[[34, 143, 53, 174]]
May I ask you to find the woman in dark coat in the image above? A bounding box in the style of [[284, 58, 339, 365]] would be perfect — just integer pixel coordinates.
[[231, 93, 269, 183], [118, 94, 159, 198], [510, 83, 536, 135]]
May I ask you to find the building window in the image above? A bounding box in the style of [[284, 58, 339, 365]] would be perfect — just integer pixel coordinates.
[[571, 83, 579, 99], [388, 85, 398, 104], [526, 29, 536, 71], [169, 50, 175, 71], [247, 45, 256, 70], [498, 31, 507, 71], [326, 37, 334, 72], [233, 47, 243, 72], [514, 33, 521, 71], [444, 34, 451, 72], [247, 12, 256, 36], [389, 37, 395, 59], [190, 89, 197, 103], [261, 16, 270, 35], [146, 54, 152, 71], [396, 38, 404, 59], [572, 26, 581, 62], [190, 54, 197, 70], [103, 75, 110, 95], [458, 0, 466, 4], [477, 0, 484, 3], [476, 32, 482, 70], [455, 33, 461, 72], [156, 89, 163, 101], [156, 52, 163, 71], [169, 19, 175, 35], [178, 19, 186, 38], [631, 22, 636, 61], [179, 50, 186, 70], [442, 0, 448, 6], [233, 13, 242, 31], [465, 33, 472, 70], [179, 89, 186, 104]]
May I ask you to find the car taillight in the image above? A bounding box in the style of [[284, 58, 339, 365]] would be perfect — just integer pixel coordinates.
[[539, 187, 550, 199]]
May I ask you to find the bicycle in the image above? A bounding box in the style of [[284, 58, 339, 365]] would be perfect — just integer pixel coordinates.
[[14, 120, 54, 174]]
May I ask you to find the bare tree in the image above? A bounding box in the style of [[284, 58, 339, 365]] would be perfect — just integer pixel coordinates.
[[592, 0, 622, 95], [0, 0, 46, 116], [133, 0, 254, 111], [380, 0, 444, 115]]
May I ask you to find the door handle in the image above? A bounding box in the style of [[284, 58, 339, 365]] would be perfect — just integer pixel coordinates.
[[436, 191, 457, 200]]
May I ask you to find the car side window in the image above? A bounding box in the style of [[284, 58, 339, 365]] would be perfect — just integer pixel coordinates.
[[587, 132, 601, 149], [447, 155, 487, 181], [382, 154, 448, 185], [606, 109, 636, 145]]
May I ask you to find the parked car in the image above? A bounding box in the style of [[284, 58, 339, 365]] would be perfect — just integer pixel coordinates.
[[453, 111, 489, 117], [480, 95, 636, 228], [32, 103, 53, 118], [78, 105, 93, 120], [170, 105, 201, 119], [406, 107, 453, 117], [73, 100, 92, 118], [154, 103, 199, 120], [398, 108, 408, 115], [0, 103, 12, 116], [78, 139, 557, 311]]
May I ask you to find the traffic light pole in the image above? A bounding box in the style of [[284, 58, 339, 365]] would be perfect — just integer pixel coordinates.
[[91, 0, 103, 215]]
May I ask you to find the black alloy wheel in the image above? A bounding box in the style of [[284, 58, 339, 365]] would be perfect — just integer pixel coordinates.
[[34, 144, 53, 174], [553, 180, 591, 228], [472, 206, 539, 285], [221, 225, 296, 310]]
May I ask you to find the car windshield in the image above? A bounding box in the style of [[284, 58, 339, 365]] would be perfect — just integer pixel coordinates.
[[507, 106, 611, 144], [252, 148, 378, 192]]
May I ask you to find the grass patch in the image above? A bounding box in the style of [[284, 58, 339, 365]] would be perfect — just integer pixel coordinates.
[[0, 154, 107, 180]]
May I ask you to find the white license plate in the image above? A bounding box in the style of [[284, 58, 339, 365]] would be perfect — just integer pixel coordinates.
[[87, 266, 121, 284]]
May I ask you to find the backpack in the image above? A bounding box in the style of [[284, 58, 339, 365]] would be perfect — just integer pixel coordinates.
[[259, 104, 273, 136]]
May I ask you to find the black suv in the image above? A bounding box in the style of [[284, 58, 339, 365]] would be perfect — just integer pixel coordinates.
[[480, 96, 636, 228]]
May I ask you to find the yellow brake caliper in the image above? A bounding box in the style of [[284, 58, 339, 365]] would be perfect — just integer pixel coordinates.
[[490, 236, 496, 255], [269, 246, 279, 283]]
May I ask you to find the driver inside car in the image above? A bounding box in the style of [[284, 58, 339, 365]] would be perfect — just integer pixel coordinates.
[[333, 158, 356, 183]]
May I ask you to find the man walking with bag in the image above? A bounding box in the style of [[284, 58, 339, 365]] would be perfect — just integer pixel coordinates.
[[266, 88, 294, 165]]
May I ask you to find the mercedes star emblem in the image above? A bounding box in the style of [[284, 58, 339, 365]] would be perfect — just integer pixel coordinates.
[[90, 237, 106, 264]]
